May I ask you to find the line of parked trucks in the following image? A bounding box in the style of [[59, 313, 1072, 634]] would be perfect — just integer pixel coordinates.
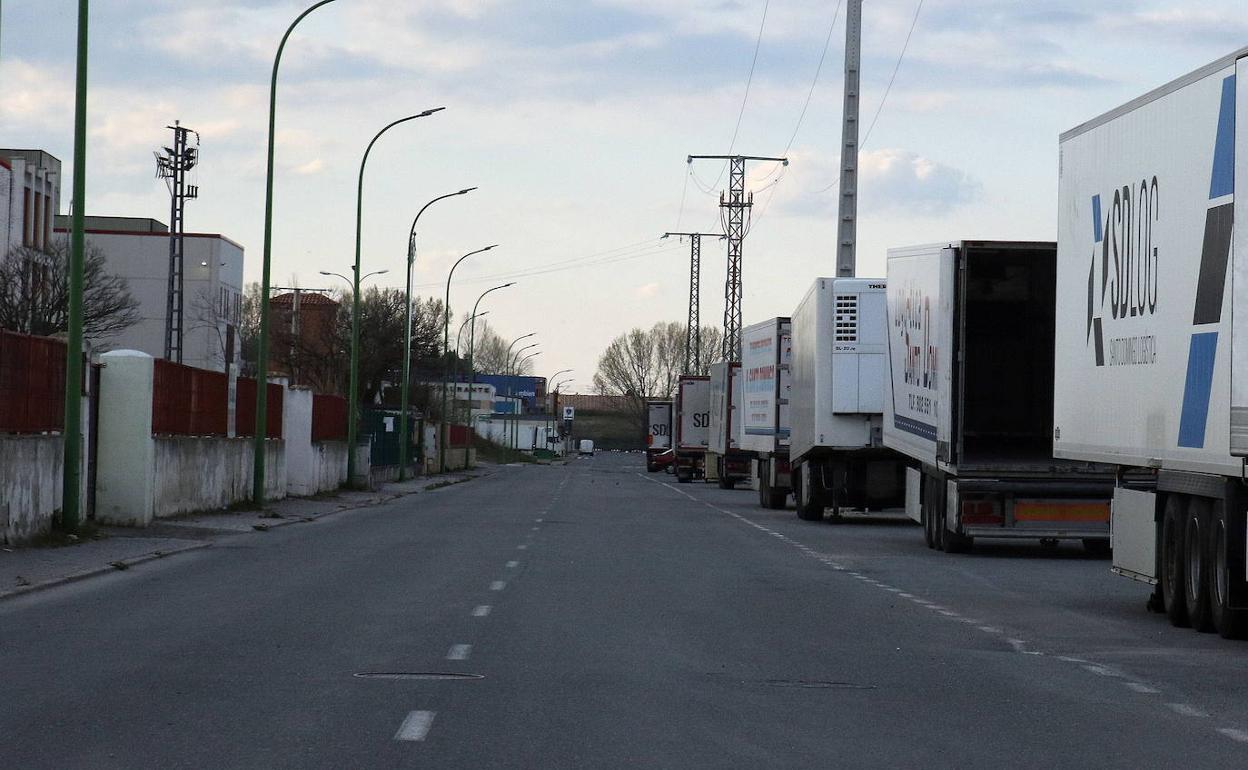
[[646, 48, 1248, 639]]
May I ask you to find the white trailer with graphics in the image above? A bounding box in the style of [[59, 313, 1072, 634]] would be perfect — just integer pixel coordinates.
[[645, 400, 673, 472], [885, 241, 1115, 553], [790, 278, 905, 521], [674, 375, 710, 483], [1054, 48, 1248, 636], [707, 361, 750, 488], [741, 317, 793, 509]]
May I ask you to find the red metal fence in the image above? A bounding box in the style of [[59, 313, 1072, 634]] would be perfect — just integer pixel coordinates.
[[235, 377, 284, 438], [449, 424, 472, 448], [311, 393, 348, 442], [0, 330, 67, 434], [152, 359, 229, 436]]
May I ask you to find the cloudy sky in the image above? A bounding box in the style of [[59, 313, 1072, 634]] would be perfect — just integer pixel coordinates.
[[2, 1, 1245, 387]]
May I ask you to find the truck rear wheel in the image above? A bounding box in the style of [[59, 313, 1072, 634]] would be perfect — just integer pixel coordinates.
[[717, 459, 736, 490], [1161, 495, 1190, 628], [795, 463, 823, 522], [1210, 502, 1246, 639], [1184, 498, 1214, 632]]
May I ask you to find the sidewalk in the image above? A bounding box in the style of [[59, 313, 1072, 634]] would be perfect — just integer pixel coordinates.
[[0, 469, 489, 602]]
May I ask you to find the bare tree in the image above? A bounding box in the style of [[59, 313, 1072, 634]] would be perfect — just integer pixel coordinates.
[[0, 242, 140, 344], [470, 320, 535, 375], [592, 321, 721, 434]]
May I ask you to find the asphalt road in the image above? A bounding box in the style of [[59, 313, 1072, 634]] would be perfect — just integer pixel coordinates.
[[4, 452, 1248, 767]]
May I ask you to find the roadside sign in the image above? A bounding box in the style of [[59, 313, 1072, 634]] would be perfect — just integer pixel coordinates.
[[563, 406, 575, 420]]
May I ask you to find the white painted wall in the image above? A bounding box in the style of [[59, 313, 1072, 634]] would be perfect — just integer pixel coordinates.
[[152, 437, 285, 518], [283, 387, 347, 495], [0, 435, 62, 544]]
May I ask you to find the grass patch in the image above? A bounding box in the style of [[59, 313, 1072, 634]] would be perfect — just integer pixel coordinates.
[[472, 436, 543, 465]]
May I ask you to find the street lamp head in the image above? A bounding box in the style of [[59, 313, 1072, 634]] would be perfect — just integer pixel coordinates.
[[457, 187, 478, 195], [418, 107, 447, 118], [374, 269, 390, 276], [318, 271, 332, 276], [483, 244, 499, 251], [502, 282, 516, 288]]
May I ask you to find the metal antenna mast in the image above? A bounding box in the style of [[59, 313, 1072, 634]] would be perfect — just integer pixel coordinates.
[[836, 0, 862, 277], [155, 121, 199, 363], [664, 231, 724, 373], [687, 154, 788, 361]]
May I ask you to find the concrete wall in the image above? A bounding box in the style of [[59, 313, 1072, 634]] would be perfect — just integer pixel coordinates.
[[0, 435, 62, 544], [152, 437, 285, 518], [315, 441, 349, 493]]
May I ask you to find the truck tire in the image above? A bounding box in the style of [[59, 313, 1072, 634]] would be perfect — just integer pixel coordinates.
[[717, 458, 736, 489], [1209, 501, 1247, 639], [795, 463, 823, 522], [646, 459, 658, 473], [1184, 498, 1214, 632], [1161, 495, 1190, 628], [922, 506, 934, 549], [758, 462, 775, 509], [676, 467, 692, 484]]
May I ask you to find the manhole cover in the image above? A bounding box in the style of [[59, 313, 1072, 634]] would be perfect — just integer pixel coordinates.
[[353, 672, 483, 681], [763, 679, 875, 690]]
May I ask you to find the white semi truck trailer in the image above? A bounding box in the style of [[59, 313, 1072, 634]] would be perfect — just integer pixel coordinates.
[[741, 317, 793, 509], [1054, 48, 1248, 636], [674, 375, 710, 483], [885, 241, 1116, 553], [707, 361, 751, 489], [645, 400, 673, 472], [790, 278, 905, 521]]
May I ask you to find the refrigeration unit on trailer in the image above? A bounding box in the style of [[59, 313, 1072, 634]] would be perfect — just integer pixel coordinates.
[[646, 400, 673, 472], [707, 361, 751, 489], [789, 278, 905, 521], [674, 375, 711, 483], [885, 240, 1115, 554], [741, 317, 793, 509], [1054, 48, 1248, 637]]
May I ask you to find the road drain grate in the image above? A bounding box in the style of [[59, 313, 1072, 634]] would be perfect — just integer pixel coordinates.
[[353, 672, 483, 681]]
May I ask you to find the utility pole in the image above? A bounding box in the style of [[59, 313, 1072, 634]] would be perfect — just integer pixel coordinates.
[[836, 0, 863, 278], [155, 122, 199, 363], [663, 231, 724, 373], [687, 155, 788, 361]]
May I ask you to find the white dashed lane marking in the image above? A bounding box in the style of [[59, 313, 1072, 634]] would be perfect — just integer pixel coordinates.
[[447, 644, 471, 661], [472, 605, 491, 617], [636, 471, 1248, 741], [490, 581, 506, 591], [394, 711, 436, 742], [506, 560, 520, 568]]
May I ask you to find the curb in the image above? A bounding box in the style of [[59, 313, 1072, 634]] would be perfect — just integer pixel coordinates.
[[0, 540, 213, 603], [1, 468, 499, 602]]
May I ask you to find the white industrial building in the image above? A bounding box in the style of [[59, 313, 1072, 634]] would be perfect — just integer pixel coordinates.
[[0, 149, 61, 254], [54, 216, 244, 372]]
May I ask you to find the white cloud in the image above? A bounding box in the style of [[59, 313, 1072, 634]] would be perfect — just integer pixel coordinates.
[[291, 159, 325, 176], [634, 282, 660, 299], [773, 148, 981, 218]]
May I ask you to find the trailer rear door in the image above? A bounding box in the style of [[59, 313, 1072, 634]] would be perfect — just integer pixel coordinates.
[[1231, 58, 1248, 456]]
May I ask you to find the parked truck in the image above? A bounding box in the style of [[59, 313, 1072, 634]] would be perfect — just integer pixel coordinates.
[[707, 361, 751, 489], [741, 317, 792, 509], [645, 400, 673, 472], [885, 240, 1115, 553], [790, 278, 905, 521], [1054, 48, 1248, 636], [674, 375, 711, 483]]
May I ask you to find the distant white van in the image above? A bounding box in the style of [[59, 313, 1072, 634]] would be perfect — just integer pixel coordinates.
[[578, 440, 595, 456]]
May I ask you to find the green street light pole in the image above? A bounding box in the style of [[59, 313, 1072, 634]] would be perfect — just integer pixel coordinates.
[[346, 108, 445, 488], [512, 349, 541, 450], [465, 283, 515, 397], [399, 187, 476, 482], [450, 310, 487, 427], [439, 244, 498, 471], [507, 342, 539, 449], [60, 0, 89, 531], [253, 0, 339, 506]]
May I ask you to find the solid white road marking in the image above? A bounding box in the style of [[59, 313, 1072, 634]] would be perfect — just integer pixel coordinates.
[[1217, 728, 1248, 744], [1082, 664, 1121, 678], [506, 560, 520, 568], [517, 544, 528, 550], [1125, 682, 1161, 694], [447, 644, 472, 661], [394, 711, 436, 742], [1165, 703, 1210, 718], [472, 605, 491, 617], [490, 580, 506, 591]]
